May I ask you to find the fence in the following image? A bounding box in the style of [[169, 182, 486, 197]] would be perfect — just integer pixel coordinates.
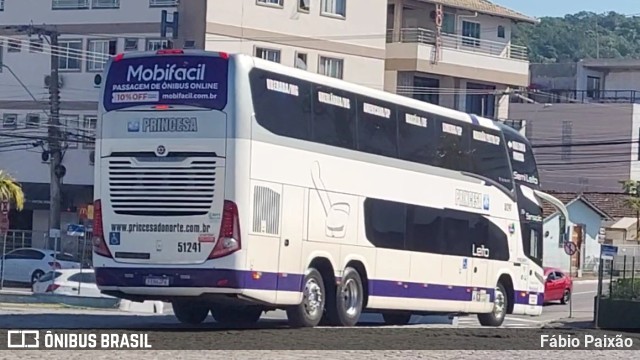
[[0, 229, 93, 268], [599, 247, 640, 300]]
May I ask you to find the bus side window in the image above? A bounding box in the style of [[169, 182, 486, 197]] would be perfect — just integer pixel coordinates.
[[397, 107, 436, 167], [311, 85, 357, 150], [434, 119, 471, 172], [363, 198, 406, 250], [469, 126, 513, 190], [356, 96, 398, 158], [249, 69, 312, 141]]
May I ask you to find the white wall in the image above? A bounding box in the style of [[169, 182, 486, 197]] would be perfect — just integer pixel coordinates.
[[204, 0, 387, 89], [630, 104, 640, 181], [0, 0, 171, 25], [604, 71, 640, 92]]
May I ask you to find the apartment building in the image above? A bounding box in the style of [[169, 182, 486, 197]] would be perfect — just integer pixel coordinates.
[[174, 0, 388, 90], [510, 59, 640, 193], [384, 0, 536, 119], [0, 0, 178, 247]]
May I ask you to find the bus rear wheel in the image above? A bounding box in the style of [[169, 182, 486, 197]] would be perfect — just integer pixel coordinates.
[[211, 305, 263, 325], [325, 267, 364, 327], [478, 282, 507, 327], [286, 268, 325, 328], [172, 301, 210, 325]]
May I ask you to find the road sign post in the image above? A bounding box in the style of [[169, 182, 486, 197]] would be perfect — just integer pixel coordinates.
[[0, 199, 9, 290], [67, 224, 86, 295], [563, 241, 578, 318]]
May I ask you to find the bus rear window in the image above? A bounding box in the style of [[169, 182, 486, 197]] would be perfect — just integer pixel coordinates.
[[102, 55, 228, 111]]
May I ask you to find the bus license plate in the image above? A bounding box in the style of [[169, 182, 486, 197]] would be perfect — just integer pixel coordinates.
[[145, 277, 170, 286]]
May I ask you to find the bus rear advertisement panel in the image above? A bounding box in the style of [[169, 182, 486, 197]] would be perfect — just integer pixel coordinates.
[[102, 54, 229, 111]]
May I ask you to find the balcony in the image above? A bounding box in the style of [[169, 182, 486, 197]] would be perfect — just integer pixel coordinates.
[[385, 28, 530, 87], [387, 28, 528, 61]]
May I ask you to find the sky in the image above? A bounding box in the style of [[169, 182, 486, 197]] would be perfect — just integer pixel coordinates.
[[492, 0, 639, 18]]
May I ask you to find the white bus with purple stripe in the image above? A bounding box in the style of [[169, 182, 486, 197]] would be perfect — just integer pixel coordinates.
[[92, 49, 569, 327]]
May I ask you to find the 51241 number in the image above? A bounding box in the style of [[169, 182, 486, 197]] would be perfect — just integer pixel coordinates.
[[177, 242, 202, 253]]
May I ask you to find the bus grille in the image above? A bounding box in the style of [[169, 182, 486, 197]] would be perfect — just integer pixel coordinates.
[[108, 157, 216, 216]]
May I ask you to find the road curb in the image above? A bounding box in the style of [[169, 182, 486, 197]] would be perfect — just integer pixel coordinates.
[[0, 291, 121, 309]]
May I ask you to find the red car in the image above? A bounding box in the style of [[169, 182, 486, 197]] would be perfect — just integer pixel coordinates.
[[543, 267, 573, 304]]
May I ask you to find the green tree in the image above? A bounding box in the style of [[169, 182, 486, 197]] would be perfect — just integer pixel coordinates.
[[514, 12, 640, 63], [619, 180, 640, 243], [0, 170, 24, 212]]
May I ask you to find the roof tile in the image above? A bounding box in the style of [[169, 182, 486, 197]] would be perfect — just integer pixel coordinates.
[[540, 192, 638, 220], [426, 0, 537, 24]]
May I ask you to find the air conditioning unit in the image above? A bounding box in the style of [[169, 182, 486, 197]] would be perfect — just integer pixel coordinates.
[[44, 75, 64, 89]]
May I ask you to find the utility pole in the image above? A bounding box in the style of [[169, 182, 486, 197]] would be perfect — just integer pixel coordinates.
[[48, 30, 63, 250], [3, 24, 65, 249]]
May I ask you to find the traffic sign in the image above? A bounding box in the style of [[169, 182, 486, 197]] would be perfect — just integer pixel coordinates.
[[0, 200, 9, 215], [600, 244, 618, 261], [67, 224, 86, 237], [564, 241, 577, 256]]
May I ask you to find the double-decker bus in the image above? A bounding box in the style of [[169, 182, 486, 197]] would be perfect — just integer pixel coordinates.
[[92, 49, 569, 327]]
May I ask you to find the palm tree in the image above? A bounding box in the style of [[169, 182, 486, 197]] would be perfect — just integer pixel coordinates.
[[0, 170, 25, 211]]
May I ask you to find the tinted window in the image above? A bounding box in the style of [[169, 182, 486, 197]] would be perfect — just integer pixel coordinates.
[[469, 126, 513, 190], [397, 107, 436, 166], [364, 197, 510, 260], [363, 198, 406, 250], [357, 97, 398, 157], [52, 253, 78, 262], [38, 271, 62, 282], [434, 119, 471, 172], [68, 272, 96, 283], [250, 69, 312, 140], [311, 85, 356, 149]]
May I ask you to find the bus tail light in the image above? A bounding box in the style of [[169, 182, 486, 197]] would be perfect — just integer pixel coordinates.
[[157, 49, 184, 55], [92, 199, 113, 258], [208, 200, 241, 259]]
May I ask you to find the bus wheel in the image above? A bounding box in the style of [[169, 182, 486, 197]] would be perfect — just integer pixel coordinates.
[[211, 306, 263, 325], [172, 301, 209, 325], [326, 267, 363, 327], [478, 282, 507, 327], [382, 312, 412, 325], [286, 268, 325, 328]]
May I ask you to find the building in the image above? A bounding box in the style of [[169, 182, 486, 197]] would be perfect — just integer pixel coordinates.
[[384, 0, 536, 119], [175, 0, 388, 90], [510, 59, 640, 192], [0, 0, 180, 251], [541, 194, 609, 277]]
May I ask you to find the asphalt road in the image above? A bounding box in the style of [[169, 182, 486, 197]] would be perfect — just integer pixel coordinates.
[[2, 280, 639, 359]]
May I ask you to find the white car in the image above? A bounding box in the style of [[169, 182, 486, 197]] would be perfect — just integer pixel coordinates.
[[32, 269, 110, 298], [0, 248, 81, 284]]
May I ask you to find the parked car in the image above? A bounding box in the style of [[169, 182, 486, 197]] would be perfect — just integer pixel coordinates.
[[543, 267, 573, 304], [32, 269, 110, 298], [0, 248, 81, 284]]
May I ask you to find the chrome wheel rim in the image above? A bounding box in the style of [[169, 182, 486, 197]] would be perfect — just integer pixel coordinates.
[[493, 288, 506, 319], [303, 278, 323, 318], [342, 278, 360, 317]]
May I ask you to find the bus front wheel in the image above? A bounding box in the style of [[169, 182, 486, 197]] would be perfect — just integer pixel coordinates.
[[478, 282, 507, 327], [286, 268, 326, 328], [172, 301, 209, 325]]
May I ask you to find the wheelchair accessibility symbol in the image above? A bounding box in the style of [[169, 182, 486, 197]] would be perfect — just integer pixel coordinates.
[[109, 232, 121, 246]]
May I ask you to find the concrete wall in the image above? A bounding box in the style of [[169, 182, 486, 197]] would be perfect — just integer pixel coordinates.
[[509, 103, 635, 192]]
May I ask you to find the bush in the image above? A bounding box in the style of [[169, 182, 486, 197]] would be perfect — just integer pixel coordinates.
[[608, 278, 640, 300]]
